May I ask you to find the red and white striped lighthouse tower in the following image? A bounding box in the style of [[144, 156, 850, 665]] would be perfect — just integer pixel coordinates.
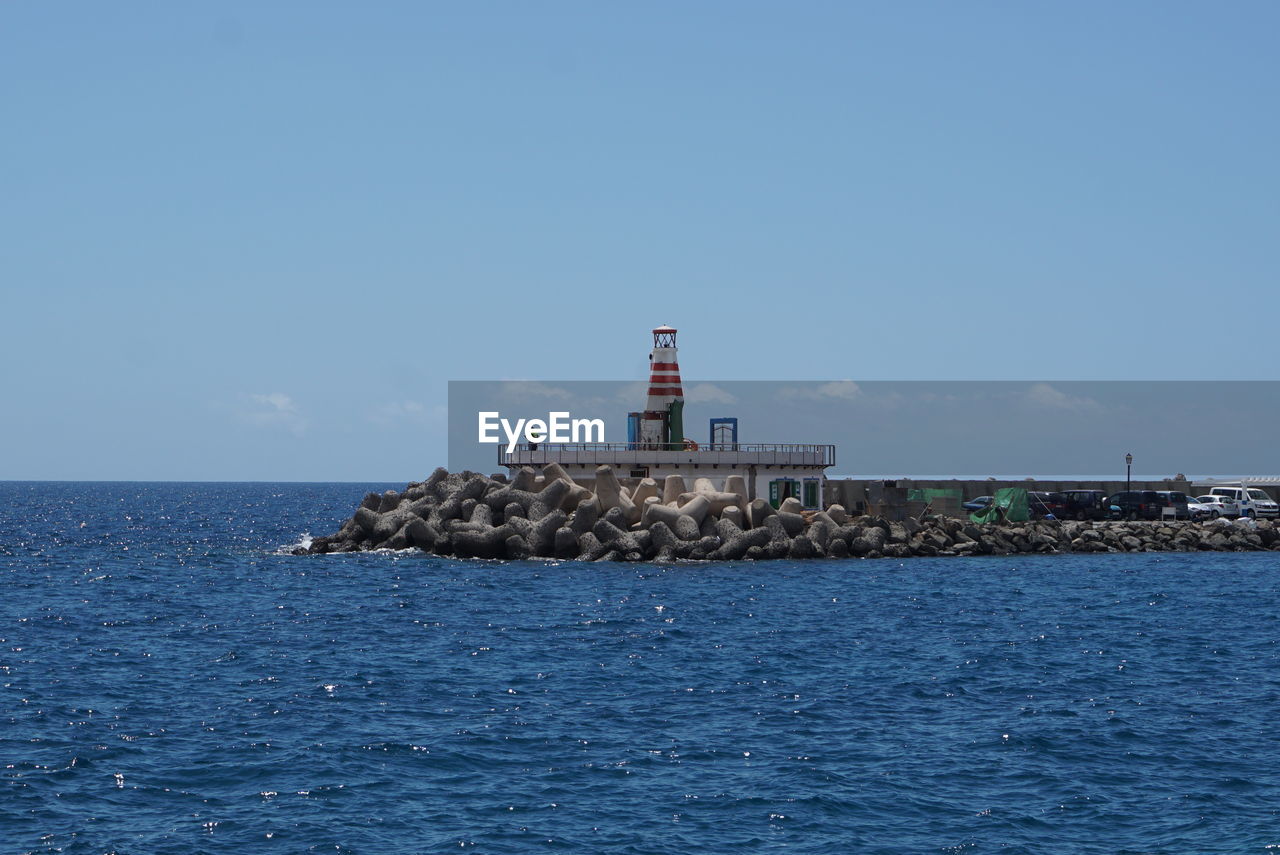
[[637, 325, 685, 447], [646, 325, 683, 410]]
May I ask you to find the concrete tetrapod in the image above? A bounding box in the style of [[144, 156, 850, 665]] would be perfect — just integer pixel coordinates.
[[540, 463, 592, 511], [725, 476, 750, 519], [662, 475, 687, 506], [594, 465, 638, 523], [570, 496, 601, 536], [748, 499, 777, 529], [630, 478, 660, 507]]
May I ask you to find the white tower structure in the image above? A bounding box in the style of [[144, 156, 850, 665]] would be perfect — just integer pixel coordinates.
[[639, 325, 684, 448]]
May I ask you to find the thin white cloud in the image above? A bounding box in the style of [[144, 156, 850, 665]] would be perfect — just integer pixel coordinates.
[[1025, 383, 1101, 412], [368, 400, 446, 427], [613, 381, 649, 404], [611, 381, 735, 405], [497, 381, 576, 402], [779, 380, 862, 402], [683, 383, 737, 405], [241, 392, 308, 435]]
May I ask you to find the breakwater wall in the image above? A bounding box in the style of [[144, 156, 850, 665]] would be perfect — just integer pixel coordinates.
[[300, 466, 1280, 561]]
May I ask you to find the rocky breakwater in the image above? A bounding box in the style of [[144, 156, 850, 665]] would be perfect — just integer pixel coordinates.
[[299, 465, 1280, 561]]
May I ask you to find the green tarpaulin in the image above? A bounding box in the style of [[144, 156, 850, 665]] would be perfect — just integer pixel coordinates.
[[969, 487, 1030, 523]]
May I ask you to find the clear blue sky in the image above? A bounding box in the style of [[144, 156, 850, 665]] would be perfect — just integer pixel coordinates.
[[3, 2, 1277, 480]]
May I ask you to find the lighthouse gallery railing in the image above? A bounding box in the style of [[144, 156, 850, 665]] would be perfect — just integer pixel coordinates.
[[500, 442, 835, 467]]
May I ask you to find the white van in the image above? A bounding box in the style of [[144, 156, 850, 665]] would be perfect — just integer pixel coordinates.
[[1208, 486, 1280, 519]]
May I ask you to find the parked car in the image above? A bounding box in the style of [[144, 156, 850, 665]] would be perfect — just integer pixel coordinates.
[[1059, 489, 1109, 521], [1105, 490, 1164, 521], [963, 495, 994, 513], [1195, 494, 1235, 518], [1207, 486, 1280, 519], [1154, 491, 1191, 521], [1027, 491, 1067, 519], [1184, 497, 1212, 521]]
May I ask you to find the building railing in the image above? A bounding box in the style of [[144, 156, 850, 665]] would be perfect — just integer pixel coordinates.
[[499, 442, 836, 467]]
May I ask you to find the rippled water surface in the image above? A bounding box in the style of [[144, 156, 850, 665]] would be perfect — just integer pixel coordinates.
[[3, 482, 1280, 854]]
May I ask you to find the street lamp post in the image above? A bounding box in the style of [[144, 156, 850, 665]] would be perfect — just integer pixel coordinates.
[[1126, 452, 1133, 495]]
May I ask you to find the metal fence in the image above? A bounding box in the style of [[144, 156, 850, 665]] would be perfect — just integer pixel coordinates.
[[499, 442, 836, 467]]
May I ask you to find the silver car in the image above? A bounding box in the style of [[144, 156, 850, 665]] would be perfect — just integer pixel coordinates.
[[1185, 497, 1213, 521], [1195, 495, 1235, 519]]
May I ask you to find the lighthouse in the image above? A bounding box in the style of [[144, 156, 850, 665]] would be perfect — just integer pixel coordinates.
[[502, 322, 834, 508], [632, 325, 685, 450]]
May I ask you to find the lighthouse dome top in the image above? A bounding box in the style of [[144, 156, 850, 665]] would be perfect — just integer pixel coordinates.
[[652, 325, 677, 335]]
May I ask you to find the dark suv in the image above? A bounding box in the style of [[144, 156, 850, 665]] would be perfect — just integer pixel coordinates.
[[1027, 491, 1067, 519], [1059, 489, 1108, 521], [1154, 491, 1191, 521], [1106, 490, 1163, 521]]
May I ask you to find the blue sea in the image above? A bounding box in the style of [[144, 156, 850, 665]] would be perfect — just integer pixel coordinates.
[[3, 482, 1279, 854]]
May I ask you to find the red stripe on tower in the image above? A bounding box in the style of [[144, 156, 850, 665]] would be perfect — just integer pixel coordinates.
[[647, 367, 682, 396], [645, 324, 684, 405]]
